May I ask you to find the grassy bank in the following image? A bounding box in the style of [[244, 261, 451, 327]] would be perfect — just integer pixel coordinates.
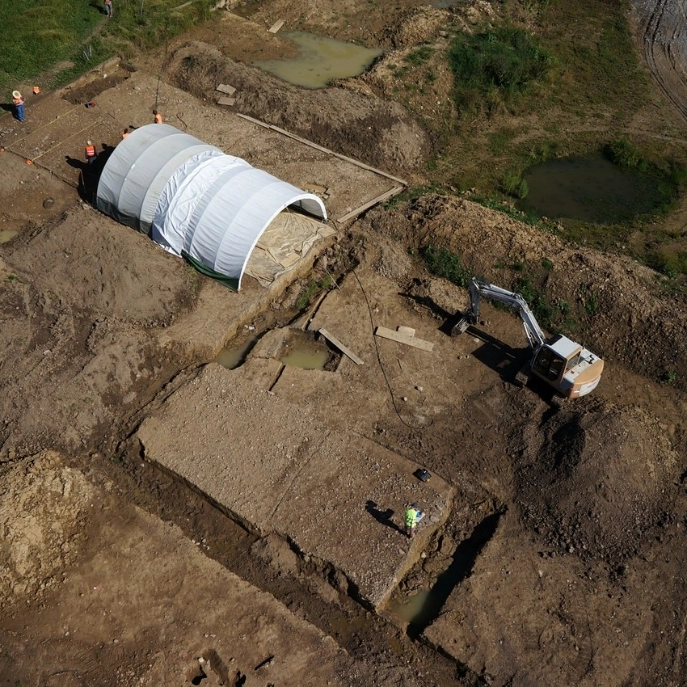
[[389, 0, 687, 281], [0, 0, 213, 97]]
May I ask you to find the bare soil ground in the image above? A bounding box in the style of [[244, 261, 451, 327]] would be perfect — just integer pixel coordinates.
[[2, 1, 687, 686]]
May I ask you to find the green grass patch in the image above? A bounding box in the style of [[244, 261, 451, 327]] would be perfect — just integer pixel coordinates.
[[295, 274, 333, 310], [0, 0, 213, 96], [539, 2, 649, 120], [0, 0, 102, 93], [404, 45, 434, 67], [421, 245, 472, 288], [449, 25, 552, 116]]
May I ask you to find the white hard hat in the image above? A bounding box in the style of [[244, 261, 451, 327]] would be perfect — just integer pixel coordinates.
[[12, 90, 21, 99], [87, 140, 92, 146]]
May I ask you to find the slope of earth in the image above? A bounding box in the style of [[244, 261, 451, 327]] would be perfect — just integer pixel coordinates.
[[366, 194, 687, 391], [0, 201, 196, 457]]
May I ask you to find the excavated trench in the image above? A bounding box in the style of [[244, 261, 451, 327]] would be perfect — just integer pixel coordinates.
[[64, 270, 490, 684]]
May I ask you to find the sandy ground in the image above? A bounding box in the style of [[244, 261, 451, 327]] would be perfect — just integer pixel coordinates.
[[2, 1, 687, 686]]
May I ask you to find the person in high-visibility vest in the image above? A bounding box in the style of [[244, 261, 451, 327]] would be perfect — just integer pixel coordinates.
[[84, 140, 97, 164], [404, 503, 424, 538], [12, 91, 25, 123], [153, 109, 162, 124]]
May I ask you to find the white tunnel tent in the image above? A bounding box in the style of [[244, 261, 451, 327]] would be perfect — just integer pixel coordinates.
[[96, 124, 328, 290]]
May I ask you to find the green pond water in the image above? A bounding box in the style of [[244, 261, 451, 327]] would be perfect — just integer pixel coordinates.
[[253, 32, 382, 88], [521, 155, 667, 224]]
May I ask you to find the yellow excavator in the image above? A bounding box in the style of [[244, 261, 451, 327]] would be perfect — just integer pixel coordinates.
[[452, 278, 604, 402]]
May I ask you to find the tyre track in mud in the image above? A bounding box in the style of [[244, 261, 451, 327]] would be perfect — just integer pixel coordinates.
[[634, 0, 687, 121]]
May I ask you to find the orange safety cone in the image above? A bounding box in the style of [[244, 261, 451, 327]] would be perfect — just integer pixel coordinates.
[[32, 86, 40, 95], [25, 159, 32, 165]]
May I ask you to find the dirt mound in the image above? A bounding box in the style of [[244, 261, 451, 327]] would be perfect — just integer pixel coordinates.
[[373, 6, 450, 48], [165, 42, 431, 174], [0, 207, 195, 455], [514, 401, 677, 562], [367, 194, 687, 388], [0, 451, 94, 609]]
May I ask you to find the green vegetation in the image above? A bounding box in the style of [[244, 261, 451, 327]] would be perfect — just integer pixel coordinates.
[[421, 245, 472, 288], [404, 45, 434, 67], [0, 0, 213, 95], [662, 370, 677, 385], [0, 0, 101, 93], [500, 168, 528, 199], [421, 245, 591, 333], [295, 274, 333, 310], [448, 25, 552, 116]]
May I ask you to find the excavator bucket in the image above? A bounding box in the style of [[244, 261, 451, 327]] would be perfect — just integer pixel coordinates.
[[451, 316, 471, 337]]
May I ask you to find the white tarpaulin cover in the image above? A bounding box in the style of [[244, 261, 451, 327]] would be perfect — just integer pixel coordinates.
[[96, 124, 327, 289]]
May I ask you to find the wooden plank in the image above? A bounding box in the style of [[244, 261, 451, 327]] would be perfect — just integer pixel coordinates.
[[217, 96, 236, 106], [216, 84, 236, 95], [234, 113, 408, 186], [374, 326, 434, 352], [268, 19, 285, 33], [397, 326, 415, 337], [336, 186, 404, 224], [318, 328, 364, 365]]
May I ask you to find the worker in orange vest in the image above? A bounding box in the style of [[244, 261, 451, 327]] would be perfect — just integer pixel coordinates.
[[153, 109, 163, 124], [12, 91, 25, 122], [85, 140, 97, 164]]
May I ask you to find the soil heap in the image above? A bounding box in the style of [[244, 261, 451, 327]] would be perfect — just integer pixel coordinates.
[[515, 401, 677, 563]]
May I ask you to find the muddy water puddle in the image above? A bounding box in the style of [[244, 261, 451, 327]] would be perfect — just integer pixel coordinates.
[[215, 337, 257, 369], [0, 229, 19, 244], [253, 32, 382, 88], [387, 589, 438, 626], [280, 345, 330, 370], [521, 155, 665, 223]]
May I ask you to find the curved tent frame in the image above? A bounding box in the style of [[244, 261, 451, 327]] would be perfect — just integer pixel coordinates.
[[96, 124, 327, 289]]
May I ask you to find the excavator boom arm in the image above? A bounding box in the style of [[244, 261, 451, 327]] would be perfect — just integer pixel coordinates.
[[457, 278, 547, 349]]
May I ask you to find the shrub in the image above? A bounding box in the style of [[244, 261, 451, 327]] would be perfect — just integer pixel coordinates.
[[604, 138, 642, 170], [404, 45, 434, 67], [449, 26, 552, 115], [422, 245, 472, 287]]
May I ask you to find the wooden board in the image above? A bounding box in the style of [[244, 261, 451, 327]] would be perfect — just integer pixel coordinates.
[[215, 84, 236, 95], [374, 326, 434, 352], [235, 113, 408, 186], [336, 186, 405, 224], [397, 326, 415, 337], [268, 19, 285, 33], [217, 97, 235, 106], [318, 328, 364, 365]]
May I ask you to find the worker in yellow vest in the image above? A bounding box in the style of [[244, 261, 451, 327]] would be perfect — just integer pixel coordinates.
[[404, 503, 424, 538], [84, 140, 97, 164], [153, 109, 162, 124]]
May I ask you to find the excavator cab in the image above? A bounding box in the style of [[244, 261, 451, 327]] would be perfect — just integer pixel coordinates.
[[531, 345, 567, 383], [530, 335, 603, 399]]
